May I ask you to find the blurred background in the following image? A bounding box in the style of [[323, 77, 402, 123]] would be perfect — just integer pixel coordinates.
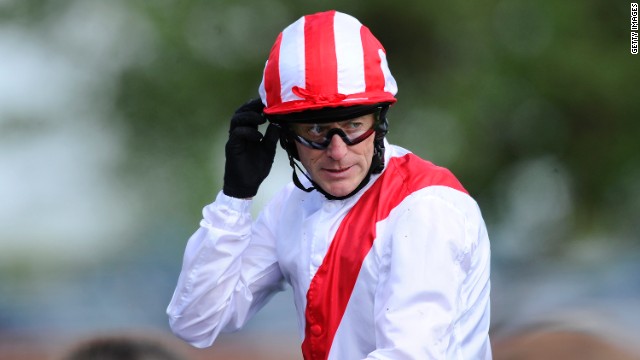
[[1, 0, 639, 359]]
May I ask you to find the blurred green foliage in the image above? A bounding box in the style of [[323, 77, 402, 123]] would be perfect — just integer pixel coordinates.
[[113, 1, 638, 243], [3, 0, 638, 251]]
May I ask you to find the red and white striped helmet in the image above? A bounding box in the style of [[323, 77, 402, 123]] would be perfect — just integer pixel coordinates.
[[259, 10, 398, 116]]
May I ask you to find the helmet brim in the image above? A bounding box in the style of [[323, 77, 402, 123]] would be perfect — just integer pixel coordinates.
[[266, 103, 391, 124]]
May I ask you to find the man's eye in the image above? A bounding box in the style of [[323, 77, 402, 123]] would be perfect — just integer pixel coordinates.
[[347, 121, 363, 129], [308, 125, 327, 135], [341, 121, 364, 132]]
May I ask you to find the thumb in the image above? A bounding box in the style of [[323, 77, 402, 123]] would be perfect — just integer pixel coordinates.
[[261, 123, 281, 156]]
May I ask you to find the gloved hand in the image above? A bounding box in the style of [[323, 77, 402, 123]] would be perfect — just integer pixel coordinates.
[[223, 98, 280, 198]]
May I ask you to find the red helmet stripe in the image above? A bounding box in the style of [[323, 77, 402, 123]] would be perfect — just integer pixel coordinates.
[[361, 26, 386, 94], [304, 10, 338, 96], [259, 11, 397, 115], [262, 32, 283, 108]]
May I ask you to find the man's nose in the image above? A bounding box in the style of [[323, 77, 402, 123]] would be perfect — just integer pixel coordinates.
[[325, 133, 348, 160]]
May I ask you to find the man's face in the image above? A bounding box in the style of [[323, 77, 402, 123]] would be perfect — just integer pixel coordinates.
[[292, 114, 376, 198]]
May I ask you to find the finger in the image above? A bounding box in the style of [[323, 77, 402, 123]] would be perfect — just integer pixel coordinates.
[[264, 123, 280, 144], [230, 126, 263, 142], [230, 112, 265, 131], [235, 98, 265, 114], [261, 123, 281, 155]]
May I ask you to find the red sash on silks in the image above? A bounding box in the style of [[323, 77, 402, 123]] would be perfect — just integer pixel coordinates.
[[301, 153, 468, 360]]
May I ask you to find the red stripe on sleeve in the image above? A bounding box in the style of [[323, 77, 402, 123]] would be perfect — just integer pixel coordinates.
[[301, 154, 467, 359], [304, 10, 338, 95]]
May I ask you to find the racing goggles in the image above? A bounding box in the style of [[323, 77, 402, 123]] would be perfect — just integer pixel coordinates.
[[289, 115, 376, 150]]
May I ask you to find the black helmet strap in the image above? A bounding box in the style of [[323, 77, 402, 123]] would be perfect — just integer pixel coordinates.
[[286, 151, 374, 201]]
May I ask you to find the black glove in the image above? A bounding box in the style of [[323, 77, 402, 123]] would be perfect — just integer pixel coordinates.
[[223, 98, 280, 198]]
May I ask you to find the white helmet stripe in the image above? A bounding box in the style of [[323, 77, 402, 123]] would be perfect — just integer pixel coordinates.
[[279, 17, 306, 103], [334, 12, 366, 95], [380, 49, 398, 94], [258, 59, 268, 105], [259, 10, 397, 115]]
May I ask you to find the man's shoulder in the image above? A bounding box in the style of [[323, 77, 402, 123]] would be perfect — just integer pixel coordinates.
[[385, 151, 467, 195]]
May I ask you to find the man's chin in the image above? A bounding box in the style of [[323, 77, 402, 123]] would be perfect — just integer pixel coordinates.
[[320, 182, 357, 198]]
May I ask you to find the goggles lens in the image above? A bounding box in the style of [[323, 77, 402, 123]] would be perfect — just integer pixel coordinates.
[[289, 115, 376, 150]]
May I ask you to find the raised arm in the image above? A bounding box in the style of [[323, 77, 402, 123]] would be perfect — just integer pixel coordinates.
[[167, 99, 284, 347]]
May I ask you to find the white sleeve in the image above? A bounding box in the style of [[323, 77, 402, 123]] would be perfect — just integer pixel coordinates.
[[166, 191, 285, 348], [369, 189, 492, 359]]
